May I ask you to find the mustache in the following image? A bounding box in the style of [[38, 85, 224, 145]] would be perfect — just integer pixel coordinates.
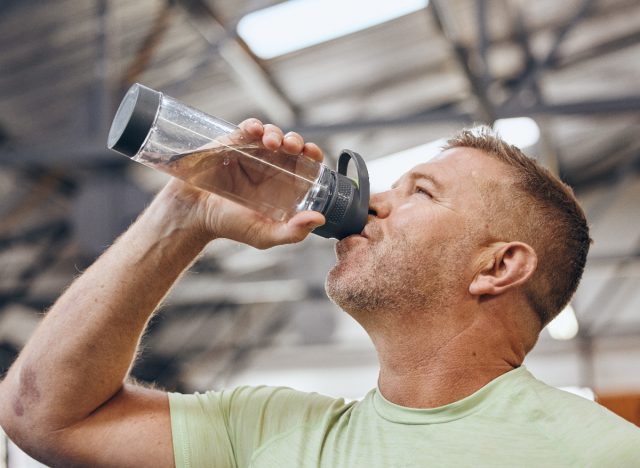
[[363, 222, 382, 240]]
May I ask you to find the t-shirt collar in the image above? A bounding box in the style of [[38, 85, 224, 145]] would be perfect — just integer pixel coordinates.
[[372, 366, 528, 425]]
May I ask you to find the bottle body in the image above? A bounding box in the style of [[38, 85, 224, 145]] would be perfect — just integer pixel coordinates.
[[108, 83, 370, 239], [129, 92, 330, 222]]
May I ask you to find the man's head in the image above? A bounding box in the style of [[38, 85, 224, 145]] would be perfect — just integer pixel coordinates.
[[442, 127, 592, 327], [325, 126, 591, 338]]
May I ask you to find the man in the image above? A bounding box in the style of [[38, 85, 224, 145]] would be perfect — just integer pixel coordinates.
[[0, 119, 638, 467]]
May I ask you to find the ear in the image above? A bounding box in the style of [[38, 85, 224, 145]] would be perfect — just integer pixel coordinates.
[[469, 242, 538, 297]]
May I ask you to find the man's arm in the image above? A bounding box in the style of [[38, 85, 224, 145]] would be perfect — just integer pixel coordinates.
[[0, 120, 325, 467]]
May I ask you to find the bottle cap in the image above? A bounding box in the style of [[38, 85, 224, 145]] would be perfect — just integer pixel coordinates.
[[313, 150, 370, 240], [108, 83, 162, 157]]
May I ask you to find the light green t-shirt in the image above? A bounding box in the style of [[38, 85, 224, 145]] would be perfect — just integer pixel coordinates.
[[168, 366, 640, 467]]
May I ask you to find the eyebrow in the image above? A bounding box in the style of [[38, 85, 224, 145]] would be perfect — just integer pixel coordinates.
[[391, 172, 444, 191]]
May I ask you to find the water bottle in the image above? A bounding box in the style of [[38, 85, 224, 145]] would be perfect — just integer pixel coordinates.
[[107, 83, 369, 240]]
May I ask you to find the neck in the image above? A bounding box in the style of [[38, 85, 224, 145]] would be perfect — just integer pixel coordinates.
[[371, 306, 527, 408]]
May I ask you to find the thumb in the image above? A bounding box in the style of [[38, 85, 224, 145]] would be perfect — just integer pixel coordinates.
[[270, 211, 326, 245]]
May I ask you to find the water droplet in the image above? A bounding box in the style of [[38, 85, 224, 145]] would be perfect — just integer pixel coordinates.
[[223, 156, 230, 166]]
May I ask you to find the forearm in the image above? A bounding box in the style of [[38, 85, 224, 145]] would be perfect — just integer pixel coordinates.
[[0, 121, 322, 463], [0, 184, 211, 433]]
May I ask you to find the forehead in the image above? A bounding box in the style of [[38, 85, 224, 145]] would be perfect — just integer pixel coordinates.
[[401, 147, 507, 186]]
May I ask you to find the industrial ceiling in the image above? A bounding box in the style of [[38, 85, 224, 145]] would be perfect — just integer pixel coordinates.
[[0, 0, 639, 396]]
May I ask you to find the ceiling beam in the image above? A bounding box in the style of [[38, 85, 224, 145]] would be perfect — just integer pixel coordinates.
[[2, 93, 639, 168], [295, 95, 640, 136], [89, 0, 112, 139], [505, 0, 595, 105], [429, 0, 496, 123], [0, 143, 122, 167], [507, 2, 544, 104], [515, 96, 640, 117], [295, 107, 473, 136], [176, 0, 299, 127], [476, 0, 491, 88], [121, 2, 175, 89], [553, 29, 640, 70]]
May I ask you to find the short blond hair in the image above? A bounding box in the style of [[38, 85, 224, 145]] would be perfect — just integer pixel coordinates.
[[443, 126, 591, 326]]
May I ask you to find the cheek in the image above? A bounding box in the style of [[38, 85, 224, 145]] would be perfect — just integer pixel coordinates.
[[392, 202, 452, 241]]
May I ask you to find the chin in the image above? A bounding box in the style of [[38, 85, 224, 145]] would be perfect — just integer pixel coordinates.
[[324, 262, 344, 299], [325, 262, 350, 304], [325, 259, 374, 314]]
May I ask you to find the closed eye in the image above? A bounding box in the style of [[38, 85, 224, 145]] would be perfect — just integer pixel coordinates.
[[415, 186, 432, 197]]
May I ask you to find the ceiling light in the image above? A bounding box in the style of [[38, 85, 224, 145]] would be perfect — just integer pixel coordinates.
[[493, 117, 540, 148], [546, 304, 579, 340], [237, 0, 429, 60], [367, 139, 446, 193]]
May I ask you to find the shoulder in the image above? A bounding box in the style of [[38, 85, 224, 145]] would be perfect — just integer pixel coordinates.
[[224, 385, 347, 420], [169, 385, 349, 427], [525, 374, 632, 429], [520, 371, 640, 462], [168, 386, 354, 468]]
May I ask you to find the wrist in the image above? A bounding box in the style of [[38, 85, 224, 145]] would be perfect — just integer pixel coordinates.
[[146, 181, 216, 247]]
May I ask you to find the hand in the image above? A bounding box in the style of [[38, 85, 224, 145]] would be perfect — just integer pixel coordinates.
[[159, 118, 326, 249]]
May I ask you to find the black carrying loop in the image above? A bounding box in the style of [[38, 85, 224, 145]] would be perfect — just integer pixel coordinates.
[[338, 150, 370, 223], [313, 149, 370, 240]]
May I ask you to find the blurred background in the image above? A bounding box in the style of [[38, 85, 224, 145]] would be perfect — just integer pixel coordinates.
[[1, 0, 639, 460]]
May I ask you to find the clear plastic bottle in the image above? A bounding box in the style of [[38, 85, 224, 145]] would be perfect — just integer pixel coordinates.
[[107, 83, 369, 239]]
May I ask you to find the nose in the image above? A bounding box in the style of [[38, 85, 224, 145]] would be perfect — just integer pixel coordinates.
[[368, 191, 392, 219]]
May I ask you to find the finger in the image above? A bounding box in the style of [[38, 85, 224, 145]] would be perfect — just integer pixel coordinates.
[[289, 211, 325, 230], [302, 142, 323, 162], [282, 131, 304, 155], [238, 118, 264, 140], [266, 211, 326, 246], [263, 124, 284, 150]]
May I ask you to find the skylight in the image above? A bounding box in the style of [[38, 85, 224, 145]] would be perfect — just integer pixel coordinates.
[[237, 0, 429, 60], [368, 139, 445, 193]]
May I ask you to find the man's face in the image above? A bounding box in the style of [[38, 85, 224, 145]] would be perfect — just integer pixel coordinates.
[[325, 147, 507, 327]]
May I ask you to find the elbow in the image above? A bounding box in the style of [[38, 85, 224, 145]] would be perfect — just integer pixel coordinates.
[[0, 365, 36, 425], [0, 375, 19, 438], [0, 384, 26, 459], [0, 378, 60, 466], [0, 374, 27, 449], [0, 367, 51, 453]]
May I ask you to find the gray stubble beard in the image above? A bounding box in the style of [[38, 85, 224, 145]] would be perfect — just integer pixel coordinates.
[[325, 235, 455, 332]]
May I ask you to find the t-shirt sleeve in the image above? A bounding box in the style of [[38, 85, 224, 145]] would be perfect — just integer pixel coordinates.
[[528, 381, 640, 465], [168, 386, 339, 468]]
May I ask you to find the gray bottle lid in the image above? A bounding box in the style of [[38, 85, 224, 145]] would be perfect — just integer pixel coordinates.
[[108, 83, 162, 157], [313, 150, 370, 240]]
